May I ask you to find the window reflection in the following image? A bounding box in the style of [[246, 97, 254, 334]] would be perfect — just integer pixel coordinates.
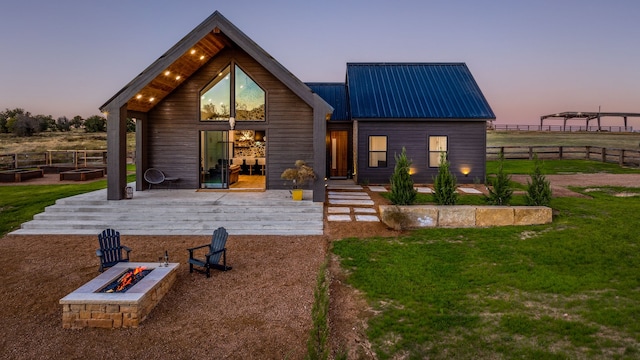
[[200, 65, 231, 120], [200, 64, 265, 122], [235, 66, 265, 120]]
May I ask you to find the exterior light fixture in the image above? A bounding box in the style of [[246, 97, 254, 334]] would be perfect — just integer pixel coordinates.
[[461, 167, 471, 177], [136, 94, 142, 99], [229, 116, 235, 130], [149, 97, 155, 102], [164, 70, 170, 76]]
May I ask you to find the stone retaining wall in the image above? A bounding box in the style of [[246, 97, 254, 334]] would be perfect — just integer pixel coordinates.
[[380, 205, 552, 230]]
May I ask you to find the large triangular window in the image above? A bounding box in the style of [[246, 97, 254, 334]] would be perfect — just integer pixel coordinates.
[[200, 64, 265, 121]]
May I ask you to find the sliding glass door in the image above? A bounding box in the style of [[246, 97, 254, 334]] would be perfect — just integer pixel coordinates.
[[200, 131, 231, 189]]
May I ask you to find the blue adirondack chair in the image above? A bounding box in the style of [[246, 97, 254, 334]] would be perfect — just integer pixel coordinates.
[[96, 229, 131, 272], [187, 227, 231, 277]]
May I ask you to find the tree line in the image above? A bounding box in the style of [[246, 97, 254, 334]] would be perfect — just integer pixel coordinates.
[[0, 108, 135, 136]]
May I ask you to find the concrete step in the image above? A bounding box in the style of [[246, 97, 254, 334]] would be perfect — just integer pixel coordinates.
[[10, 227, 324, 236], [43, 204, 321, 214], [34, 212, 321, 222], [20, 219, 324, 230]]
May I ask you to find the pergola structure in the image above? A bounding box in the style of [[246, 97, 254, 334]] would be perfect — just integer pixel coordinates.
[[540, 111, 640, 130]]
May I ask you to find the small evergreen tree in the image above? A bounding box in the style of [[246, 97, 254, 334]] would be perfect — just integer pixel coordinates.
[[485, 150, 513, 205], [389, 147, 417, 205], [525, 153, 552, 206], [433, 153, 458, 205]]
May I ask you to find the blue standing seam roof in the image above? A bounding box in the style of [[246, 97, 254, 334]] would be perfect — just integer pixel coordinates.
[[346, 63, 495, 120], [306, 83, 349, 121]]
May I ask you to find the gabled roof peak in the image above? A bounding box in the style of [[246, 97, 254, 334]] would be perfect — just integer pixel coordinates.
[[101, 11, 324, 113]]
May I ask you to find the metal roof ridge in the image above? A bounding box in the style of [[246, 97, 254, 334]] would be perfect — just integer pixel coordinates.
[[346, 62, 467, 66]]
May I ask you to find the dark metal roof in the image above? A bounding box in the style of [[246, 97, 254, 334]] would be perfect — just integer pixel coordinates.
[[306, 83, 349, 121], [346, 63, 495, 120]]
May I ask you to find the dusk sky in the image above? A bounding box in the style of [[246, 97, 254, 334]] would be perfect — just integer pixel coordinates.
[[1, 0, 639, 126]]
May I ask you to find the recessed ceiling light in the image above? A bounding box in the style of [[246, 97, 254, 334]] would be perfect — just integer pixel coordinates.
[[164, 70, 170, 76]]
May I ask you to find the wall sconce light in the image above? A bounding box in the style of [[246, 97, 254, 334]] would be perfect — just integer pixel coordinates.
[[229, 116, 235, 130], [461, 167, 471, 177]]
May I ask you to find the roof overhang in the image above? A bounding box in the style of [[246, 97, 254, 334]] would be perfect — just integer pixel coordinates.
[[100, 11, 330, 115]]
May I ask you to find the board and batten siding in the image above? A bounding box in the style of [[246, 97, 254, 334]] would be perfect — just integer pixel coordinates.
[[144, 47, 314, 190], [356, 121, 487, 184]]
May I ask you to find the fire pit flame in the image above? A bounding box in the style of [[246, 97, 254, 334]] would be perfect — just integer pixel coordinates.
[[101, 266, 150, 293]]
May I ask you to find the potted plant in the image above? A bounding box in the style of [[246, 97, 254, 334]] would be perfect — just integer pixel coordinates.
[[280, 160, 316, 200]]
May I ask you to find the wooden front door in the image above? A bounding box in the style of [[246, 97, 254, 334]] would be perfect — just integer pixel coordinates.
[[330, 131, 348, 178]]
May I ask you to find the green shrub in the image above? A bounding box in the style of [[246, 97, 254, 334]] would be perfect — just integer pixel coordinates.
[[389, 147, 417, 205], [525, 154, 552, 206], [432, 153, 458, 205], [485, 150, 513, 205]]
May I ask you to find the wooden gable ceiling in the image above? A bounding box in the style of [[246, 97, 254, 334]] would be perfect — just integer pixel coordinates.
[[126, 31, 232, 112]]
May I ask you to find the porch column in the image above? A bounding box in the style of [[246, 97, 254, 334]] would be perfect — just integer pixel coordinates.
[[134, 113, 148, 191], [312, 94, 330, 202], [106, 104, 128, 200]]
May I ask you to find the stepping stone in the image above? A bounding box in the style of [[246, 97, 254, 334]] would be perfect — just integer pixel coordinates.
[[416, 187, 433, 193], [328, 207, 350, 214], [328, 193, 371, 200], [327, 185, 363, 191], [353, 208, 376, 214], [368, 186, 387, 192], [328, 199, 375, 206], [327, 214, 352, 222], [458, 187, 483, 194], [355, 215, 379, 222]]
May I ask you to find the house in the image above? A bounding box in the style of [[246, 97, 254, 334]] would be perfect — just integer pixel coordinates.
[[101, 12, 494, 202], [309, 63, 495, 185]]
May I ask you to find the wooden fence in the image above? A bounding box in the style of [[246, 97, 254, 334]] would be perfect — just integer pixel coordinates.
[[2, 147, 638, 170], [492, 124, 634, 132], [487, 146, 640, 167], [0, 150, 108, 170]]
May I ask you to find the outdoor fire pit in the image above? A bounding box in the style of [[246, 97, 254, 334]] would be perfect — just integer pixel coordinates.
[[60, 262, 179, 329]]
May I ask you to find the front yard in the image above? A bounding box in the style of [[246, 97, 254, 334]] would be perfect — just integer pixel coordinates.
[[332, 161, 640, 358]]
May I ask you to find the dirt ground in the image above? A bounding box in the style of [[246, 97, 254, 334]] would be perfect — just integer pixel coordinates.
[[1, 174, 638, 359]]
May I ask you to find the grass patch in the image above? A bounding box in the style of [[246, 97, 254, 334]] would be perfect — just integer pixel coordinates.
[[487, 159, 640, 175], [305, 261, 330, 360], [0, 167, 136, 236], [333, 187, 640, 358]]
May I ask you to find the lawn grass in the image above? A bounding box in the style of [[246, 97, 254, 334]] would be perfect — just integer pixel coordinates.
[[333, 188, 640, 358], [487, 159, 640, 175], [0, 166, 136, 236], [335, 158, 640, 358]]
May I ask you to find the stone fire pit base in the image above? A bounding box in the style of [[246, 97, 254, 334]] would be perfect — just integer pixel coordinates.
[[60, 262, 179, 329]]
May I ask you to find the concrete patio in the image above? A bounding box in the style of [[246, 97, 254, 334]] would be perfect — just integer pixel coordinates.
[[11, 183, 323, 236]]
